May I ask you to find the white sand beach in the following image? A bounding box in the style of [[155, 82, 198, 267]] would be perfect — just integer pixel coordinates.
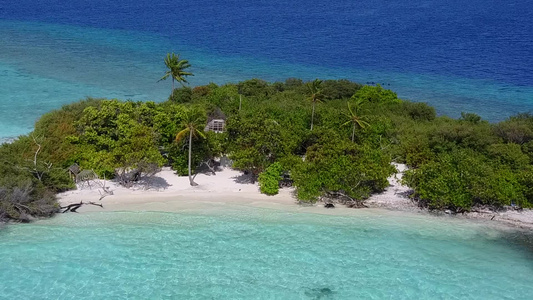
[[59, 167, 298, 213], [58, 164, 533, 230]]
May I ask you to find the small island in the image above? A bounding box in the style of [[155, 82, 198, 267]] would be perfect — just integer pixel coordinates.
[[1, 55, 532, 229]]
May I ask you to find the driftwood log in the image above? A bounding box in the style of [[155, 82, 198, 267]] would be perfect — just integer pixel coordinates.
[[323, 191, 368, 208], [61, 201, 103, 213]]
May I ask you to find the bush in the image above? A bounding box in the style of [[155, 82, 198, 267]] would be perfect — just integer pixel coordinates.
[[169, 87, 192, 103], [494, 113, 533, 144], [292, 133, 394, 204], [351, 84, 400, 104], [460, 112, 482, 124], [487, 143, 529, 170], [258, 162, 283, 195], [517, 166, 533, 207], [237, 79, 273, 98], [321, 79, 361, 100], [404, 149, 527, 211], [403, 102, 436, 121], [192, 85, 211, 98], [284, 78, 304, 90]]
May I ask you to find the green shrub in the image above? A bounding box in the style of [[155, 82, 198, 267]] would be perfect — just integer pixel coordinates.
[[487, 143, 529, 170], [517, 166, 533, 207], [292, 133, 394, 204], [351, 84, 400, 104], [321, 79, 361, 100], [494, 113, 533, 144], [460, 112, 482, 124], [237, 79, 273, 97], [258, 162, 283, 195], [283, 78, 305, 91], [169, 87, 192, 103], [404, 149, 527, 211], [403, 102, 436, 121]]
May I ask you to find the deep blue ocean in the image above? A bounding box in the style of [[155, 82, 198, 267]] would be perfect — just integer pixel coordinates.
[[1, 0, 532, 141]]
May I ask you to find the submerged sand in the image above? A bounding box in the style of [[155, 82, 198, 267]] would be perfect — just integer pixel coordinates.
[[58, 164, 533, 230]]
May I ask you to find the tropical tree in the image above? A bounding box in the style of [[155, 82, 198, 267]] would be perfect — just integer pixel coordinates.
[[343, 99, 370, 142], [175, 107, 206, 186], [159, 53, 193, 93], [307, 79, 324, 131]]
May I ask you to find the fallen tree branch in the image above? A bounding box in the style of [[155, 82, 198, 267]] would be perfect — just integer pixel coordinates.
[[98, 178, 113, 200], [322, 190, 368, 208], [60, 201, 104, 213]]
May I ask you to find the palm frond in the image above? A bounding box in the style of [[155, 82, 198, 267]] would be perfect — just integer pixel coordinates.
[[175, 128, 190, 143], [348, 102, 355, 116], [194, 128, 207, 139], [307, 79, 325, 103], [343, 101, 371, 131], [341, 120, 352, 127], [161, 52, 194, 86], [355, 119, 370, 128], [158, 71, 171, 82]]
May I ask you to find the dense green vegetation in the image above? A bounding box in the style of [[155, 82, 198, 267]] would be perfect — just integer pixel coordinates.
[[2, 71, 533, 222], [401, 113, 533, 211]]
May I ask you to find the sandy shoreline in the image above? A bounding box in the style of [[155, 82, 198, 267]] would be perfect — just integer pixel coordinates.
[[58, 165, 533, 230], [59, 168, 298, 212]]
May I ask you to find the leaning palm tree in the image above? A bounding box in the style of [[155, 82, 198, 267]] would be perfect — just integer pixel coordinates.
[[175, 108, 206, 186], [343, 99, 370, 142], [159, 53, 193, 93], [306, 79, 324, 131]]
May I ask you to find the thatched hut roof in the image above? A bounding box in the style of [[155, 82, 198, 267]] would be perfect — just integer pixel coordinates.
[[68, 163, 80, 175], [207, 107, 227, 122]]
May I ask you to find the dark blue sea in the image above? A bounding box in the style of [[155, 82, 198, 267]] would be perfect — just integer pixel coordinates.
[[1, 0, 532, 141]]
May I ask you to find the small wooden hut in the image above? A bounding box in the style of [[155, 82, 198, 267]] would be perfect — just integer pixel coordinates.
[[204, 108, 227, 133], [67, 163, 80, 181]]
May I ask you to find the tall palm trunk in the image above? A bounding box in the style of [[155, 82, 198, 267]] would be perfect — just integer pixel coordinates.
[[311, 101, 316, 131], [172, 77, 175, 94], [188, 129, 197, 186], [352, 123, 356, 142]]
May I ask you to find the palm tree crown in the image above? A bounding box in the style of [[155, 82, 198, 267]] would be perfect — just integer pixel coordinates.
[[159, 53, 193, 93], [343, 99, 370, 142]]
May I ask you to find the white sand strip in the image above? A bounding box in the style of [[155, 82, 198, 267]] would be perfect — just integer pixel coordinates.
[[58, 165, 533, 229]]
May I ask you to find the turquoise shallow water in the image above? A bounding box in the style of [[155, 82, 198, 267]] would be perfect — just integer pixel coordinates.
[[0, 208, 531, 299]]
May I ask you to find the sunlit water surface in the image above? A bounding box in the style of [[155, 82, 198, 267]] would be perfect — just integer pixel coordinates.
[[0, 208, 531, 299]]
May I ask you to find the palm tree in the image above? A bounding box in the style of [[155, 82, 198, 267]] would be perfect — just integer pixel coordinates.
[[159, 53, 193, 93], [175, 108, 206, 186], [343, 99, 370, 142], [307, 79, 324, 131]]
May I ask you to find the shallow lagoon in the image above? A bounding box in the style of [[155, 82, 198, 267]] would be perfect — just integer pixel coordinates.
[[1, 207, 531, 299]]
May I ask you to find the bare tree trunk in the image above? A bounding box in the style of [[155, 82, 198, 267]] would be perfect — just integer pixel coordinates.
[[311, 102, 315, 131], [32, 136, 42, 181], [30, 135, 51, 181], [188, 130, 197, 186]]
